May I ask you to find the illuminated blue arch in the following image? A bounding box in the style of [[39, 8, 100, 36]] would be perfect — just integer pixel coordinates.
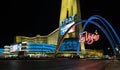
[[81, 16, 119, 55], [55, 15, 120, 55], [82, 15, 119, 47], [82, 21, 117, 55], [93, 15, 120, 44], [82, 16, 116, 45], [75, 20, 118, 55]]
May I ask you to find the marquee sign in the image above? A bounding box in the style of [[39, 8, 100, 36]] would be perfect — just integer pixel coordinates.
[[60, 15, 76, 35], [60, 15, 75, 27], [60, 21, 75, 35], [79, 30, 100, 45]]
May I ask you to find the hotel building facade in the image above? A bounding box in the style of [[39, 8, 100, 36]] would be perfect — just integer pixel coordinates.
[[15, 28, 59, 46]]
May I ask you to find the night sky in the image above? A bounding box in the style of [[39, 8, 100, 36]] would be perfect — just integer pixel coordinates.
[[0, 0, 120, 49]]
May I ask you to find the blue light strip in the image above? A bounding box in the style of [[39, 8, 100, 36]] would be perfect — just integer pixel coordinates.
[[0, 49, 3, 54], [28, 43, 56, 52]]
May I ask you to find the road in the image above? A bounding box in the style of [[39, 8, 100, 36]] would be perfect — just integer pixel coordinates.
[[0, 59, 119, 70], [105, 60, 120, 70]]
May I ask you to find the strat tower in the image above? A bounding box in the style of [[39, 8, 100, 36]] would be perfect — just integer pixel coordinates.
[[55, 0, 85, 55]]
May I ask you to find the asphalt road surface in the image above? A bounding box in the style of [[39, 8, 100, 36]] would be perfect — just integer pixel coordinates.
[[0, 59, 119, 70]]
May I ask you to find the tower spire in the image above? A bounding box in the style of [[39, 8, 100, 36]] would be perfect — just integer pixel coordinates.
[[55, 0, 85, 56]]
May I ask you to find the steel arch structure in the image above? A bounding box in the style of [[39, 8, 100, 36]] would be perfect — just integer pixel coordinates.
[[55, 15, 120, 55]]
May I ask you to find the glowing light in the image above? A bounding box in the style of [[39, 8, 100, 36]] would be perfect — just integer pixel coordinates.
[[10, 44, 21, 52], [79, 30, 100, 45], [60, 21, 75, 35]]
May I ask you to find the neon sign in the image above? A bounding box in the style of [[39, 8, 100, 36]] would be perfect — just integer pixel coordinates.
[[79, 30, 100, 45], [60, 15, 76, 27], [60, 21, 75, 35]]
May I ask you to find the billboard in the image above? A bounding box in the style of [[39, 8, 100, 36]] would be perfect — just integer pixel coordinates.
[[60, 15, 76, 36], [10, 44, 21, 52], [60, 21, 75, 35]]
